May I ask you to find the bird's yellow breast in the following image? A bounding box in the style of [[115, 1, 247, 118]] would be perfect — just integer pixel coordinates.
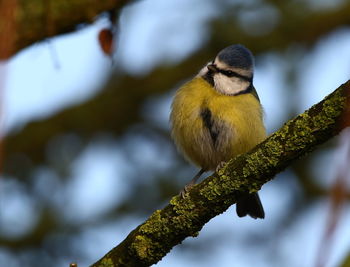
[[170, 77, 266, 170]]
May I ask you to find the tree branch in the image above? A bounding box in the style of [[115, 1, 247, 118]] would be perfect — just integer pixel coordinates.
[[0, 0, 133, 58], [91, 80, 350, 266]]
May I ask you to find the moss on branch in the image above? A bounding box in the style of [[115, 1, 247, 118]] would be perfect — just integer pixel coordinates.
[[92, 81, 350, 266]]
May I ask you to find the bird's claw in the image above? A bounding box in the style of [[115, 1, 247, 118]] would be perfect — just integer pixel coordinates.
[[216, 161, 227, 172], [179, 183, 194, 198], [179, 169, 205, 198]]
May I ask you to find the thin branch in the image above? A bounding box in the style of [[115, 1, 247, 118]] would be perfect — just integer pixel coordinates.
[[0, 0, 133, 59], [91, 80, 350, 266]]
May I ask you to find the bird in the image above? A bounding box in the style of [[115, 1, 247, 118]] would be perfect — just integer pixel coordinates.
[[169, 44, 266, 219]]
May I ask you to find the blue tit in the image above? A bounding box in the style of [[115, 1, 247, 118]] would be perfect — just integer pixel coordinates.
[[170, 44, 266, 219]]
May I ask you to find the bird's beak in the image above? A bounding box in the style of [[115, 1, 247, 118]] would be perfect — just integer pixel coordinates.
[[207, 64, 218, 73]]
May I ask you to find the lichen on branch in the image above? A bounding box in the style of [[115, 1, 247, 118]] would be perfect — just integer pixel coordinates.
[[91, 81, 350, 266]]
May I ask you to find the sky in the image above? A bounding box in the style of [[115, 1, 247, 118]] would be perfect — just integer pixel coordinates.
[[1, 0, 350, 266]]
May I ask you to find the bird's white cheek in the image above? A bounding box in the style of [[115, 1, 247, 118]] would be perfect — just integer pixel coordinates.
[[214, 75, 249, 95]]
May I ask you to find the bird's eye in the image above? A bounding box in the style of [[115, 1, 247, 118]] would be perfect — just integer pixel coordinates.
[[224, 70, 234, 76]]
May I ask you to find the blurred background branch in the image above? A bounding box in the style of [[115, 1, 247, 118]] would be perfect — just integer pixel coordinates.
[[0, 0, 133, 58], [4, 1, 350, 180], [4, 0, 350, 179]]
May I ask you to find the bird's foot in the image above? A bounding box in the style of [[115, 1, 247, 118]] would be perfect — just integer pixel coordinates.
[[216, 161, 227, 172], [179, 169, 206, 198], [179, 182, 195, 198]]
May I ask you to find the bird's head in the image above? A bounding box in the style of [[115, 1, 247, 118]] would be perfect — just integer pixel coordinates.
[[199, 44, 255, 95]]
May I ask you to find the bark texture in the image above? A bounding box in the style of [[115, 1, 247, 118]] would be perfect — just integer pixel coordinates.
[[92, 81, 350, 266]]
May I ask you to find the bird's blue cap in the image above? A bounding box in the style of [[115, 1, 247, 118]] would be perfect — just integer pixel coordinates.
[[217, 44, 254, 70]]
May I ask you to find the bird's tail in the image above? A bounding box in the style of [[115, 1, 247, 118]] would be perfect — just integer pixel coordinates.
[[236, 192, 265, 219]]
